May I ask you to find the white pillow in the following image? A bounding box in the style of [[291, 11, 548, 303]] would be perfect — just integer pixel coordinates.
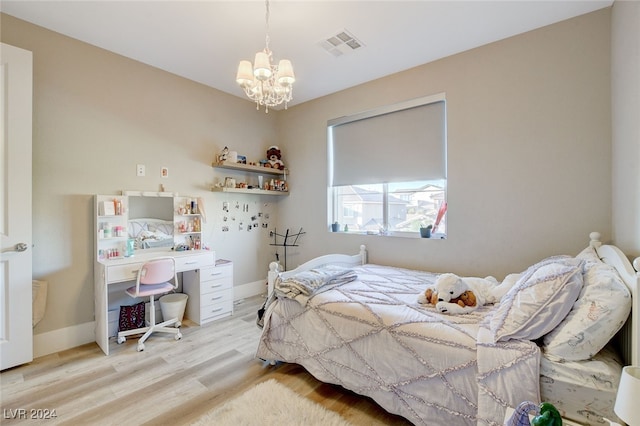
[[542, 257, 631, 361], [490, 256, 583, 342], [576, 245, 601, 263]]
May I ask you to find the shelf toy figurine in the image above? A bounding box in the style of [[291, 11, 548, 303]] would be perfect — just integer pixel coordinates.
[[218, 146, 229, 162], [265, 146, 285, 169]]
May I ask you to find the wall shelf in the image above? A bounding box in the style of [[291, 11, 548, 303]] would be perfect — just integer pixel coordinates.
[[210, 187, 288, 196], [212, 160, 289, 195], [212, 161, 287, 176]]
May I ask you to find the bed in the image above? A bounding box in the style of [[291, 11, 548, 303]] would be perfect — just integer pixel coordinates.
[[127, 218, 174, 249], [256, 232, 638, 426]]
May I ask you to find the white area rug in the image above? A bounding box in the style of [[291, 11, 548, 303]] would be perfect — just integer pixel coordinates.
[[191, 379, 351, 426]]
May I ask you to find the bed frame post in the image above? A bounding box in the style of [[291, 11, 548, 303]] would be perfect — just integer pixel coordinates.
[[359, 245, 368, 265], [589, 231, 602, 249], [267, 261, 281, 297]]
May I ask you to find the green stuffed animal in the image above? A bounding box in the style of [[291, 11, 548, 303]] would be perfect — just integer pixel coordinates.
[[532, 403, 562, 426], [507, 401, 562, 426]]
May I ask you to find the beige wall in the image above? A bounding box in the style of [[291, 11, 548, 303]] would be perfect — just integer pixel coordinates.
[[611, 0, 640, 259], [3, 6, 637, 352], [280, 9, 613, 278], [1, 14, 281, 335]]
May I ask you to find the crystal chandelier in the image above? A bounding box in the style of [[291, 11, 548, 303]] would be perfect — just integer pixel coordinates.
[[236, 0, 295, 113]]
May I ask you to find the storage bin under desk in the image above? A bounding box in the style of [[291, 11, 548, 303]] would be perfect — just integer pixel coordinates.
[[183, 260, 233, 325]]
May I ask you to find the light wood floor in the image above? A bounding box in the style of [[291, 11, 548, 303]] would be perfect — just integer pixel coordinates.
[[1, 295, 411, 425]]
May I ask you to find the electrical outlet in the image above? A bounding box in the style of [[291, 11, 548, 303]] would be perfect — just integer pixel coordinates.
[[136, 164, 145, 177]]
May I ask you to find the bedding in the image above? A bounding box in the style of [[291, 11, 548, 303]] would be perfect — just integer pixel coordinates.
[[257, 236, 637, 426], [257, 264, 540, 426], [540, 345, 622, 425], [274, 265, 357, 305]]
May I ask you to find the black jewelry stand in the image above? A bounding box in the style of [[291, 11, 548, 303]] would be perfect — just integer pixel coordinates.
[[270, 227, 305, 271]]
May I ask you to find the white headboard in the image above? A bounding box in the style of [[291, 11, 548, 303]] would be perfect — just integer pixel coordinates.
[[590, 232, 639, 366]]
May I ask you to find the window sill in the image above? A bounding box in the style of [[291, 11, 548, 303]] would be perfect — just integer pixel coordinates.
[[330, 230, 446, 239]]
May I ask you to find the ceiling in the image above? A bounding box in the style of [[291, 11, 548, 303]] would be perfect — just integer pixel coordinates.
[[1, 1, 613, 108]]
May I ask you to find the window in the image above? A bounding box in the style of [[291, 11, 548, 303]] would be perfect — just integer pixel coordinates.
[[328, 94, 447, 237]]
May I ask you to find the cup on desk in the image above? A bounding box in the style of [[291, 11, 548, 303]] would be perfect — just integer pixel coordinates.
[[124, 239, 135, 257]]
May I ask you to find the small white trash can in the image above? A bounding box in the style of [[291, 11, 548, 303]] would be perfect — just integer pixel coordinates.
[[160, 293, 188, 327]]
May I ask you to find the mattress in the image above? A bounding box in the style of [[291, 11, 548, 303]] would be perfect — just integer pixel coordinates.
[[540, 345, 622, 425]]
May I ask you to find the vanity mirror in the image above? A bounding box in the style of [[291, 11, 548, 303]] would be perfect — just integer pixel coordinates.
[[95, 191, 204, 261], [124, 192, 175, 250]]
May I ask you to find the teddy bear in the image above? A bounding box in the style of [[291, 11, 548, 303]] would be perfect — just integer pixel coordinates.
[[264, 146, 284, 169], [418, 273, 504, 314], [457, 290, 477, 307], [421, 287, 439, 305], [420, 287, 475, 309]]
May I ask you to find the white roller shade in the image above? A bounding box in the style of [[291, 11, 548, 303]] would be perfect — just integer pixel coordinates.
[[329, 96, 446, 186]]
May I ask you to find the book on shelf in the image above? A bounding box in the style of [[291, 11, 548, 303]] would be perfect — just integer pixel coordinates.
[[101, 200, 116, 216]]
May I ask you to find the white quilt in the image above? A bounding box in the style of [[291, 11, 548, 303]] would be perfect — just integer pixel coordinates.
[[256, 264, 540, 425]]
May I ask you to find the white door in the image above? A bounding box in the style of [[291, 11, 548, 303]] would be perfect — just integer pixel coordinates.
[[0, 43, 33, 370]]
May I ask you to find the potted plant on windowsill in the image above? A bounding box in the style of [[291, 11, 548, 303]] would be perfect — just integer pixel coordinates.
[[419, 224, 433, 238], [331, 222, 340, 232]]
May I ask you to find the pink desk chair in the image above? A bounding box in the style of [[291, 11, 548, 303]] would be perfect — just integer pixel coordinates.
[[117, 257, 182, 351]]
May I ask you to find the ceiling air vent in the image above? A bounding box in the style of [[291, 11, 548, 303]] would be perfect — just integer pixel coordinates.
[[320, 29, 364, 57]]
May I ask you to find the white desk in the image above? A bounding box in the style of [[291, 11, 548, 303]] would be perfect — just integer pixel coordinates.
[[94, 249, 215, 355]]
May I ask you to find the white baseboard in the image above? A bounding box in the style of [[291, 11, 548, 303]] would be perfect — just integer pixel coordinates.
[[234, 279, 267, 300], [33, 281, 266, 358], [33, 321, 96, 358]]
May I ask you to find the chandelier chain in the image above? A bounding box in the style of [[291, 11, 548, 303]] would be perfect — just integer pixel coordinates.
[[264, 0, 270, 52]]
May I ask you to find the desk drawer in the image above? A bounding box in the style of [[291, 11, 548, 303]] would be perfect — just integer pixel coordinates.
[[200, 307, 233, 324], [201, 288, 232, 322], [175, 252, 214, 272], [199, 264, 232, 281], [199, 287, 233, 307], [201, 278, 233, 295], [106, 263, 143, 283]]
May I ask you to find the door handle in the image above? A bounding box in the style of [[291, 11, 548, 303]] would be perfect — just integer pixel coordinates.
[[1, 243, 28, 253]]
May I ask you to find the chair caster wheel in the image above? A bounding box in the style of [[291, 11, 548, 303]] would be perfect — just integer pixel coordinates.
[[175, 332, 182, 340], [175, 321, 181, 328], [117, 336, 126, 344], [137, 343, 145, 352]]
